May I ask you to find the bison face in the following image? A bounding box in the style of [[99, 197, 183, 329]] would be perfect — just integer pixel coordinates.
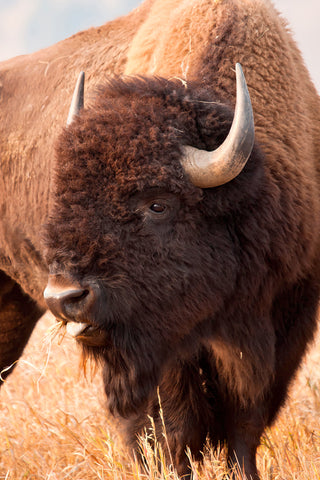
[[43, 74, 258, 415]]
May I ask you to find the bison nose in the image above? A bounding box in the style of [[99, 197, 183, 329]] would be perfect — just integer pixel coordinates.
[[44, 277, 95, 322]]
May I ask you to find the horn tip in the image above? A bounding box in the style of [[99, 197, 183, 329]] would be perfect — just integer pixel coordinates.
[[66, 71, 86, 126]]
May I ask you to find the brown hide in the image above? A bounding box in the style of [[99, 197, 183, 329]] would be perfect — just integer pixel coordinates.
[[1, 1, 320, 478], [0, 0, 153, 304]]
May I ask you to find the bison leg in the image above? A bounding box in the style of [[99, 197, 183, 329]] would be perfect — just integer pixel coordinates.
[[0, 270, 44, 382], [201, 350, 262, 479], [226, 408, 262, 480]]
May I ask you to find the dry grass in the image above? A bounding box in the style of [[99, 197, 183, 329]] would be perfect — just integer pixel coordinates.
[[1, 313, 320, 480]]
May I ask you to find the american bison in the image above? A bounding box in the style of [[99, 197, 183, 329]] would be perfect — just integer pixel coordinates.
[[1, 0, 320, 478]]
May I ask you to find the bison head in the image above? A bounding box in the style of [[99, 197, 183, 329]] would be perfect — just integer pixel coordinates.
[[43, 66, 262, 416]]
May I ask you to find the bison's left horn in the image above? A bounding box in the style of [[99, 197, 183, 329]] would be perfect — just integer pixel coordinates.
[[181, 63, 254, 188], [66, 71, 85, 126]]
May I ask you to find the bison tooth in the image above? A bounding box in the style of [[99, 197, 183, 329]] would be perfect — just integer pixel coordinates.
[[66, 322, 88, 338]]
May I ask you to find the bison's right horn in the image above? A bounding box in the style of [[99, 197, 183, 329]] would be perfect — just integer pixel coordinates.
[[66, 71, 85, 126], [181, 63, 255, 188]]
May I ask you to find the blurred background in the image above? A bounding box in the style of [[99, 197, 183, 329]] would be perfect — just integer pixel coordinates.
[[0, 0, 319, 91]]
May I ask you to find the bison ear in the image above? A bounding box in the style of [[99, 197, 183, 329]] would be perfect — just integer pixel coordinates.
[[181, 63, 255, 188], [66, 71, 85, 126]]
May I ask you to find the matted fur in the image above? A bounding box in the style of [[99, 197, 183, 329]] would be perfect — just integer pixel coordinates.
[[1, 1, 320, 479]]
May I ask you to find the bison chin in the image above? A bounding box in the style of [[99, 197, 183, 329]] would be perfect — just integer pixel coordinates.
[[80, 326, 167, 417]]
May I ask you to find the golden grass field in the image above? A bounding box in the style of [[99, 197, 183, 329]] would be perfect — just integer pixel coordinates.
[[0, 312, 320, 480]]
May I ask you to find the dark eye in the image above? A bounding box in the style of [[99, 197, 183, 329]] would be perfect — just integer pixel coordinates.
[[149, 202, 167, 214]]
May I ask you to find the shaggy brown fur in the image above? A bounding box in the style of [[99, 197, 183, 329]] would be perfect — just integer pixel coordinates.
[[1, 1, 320, 479]]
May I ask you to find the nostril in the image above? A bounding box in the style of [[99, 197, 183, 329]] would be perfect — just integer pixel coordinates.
[[63, 289, 90, 315], [44, 284, 93, 321], [64, 288, 89, 304]]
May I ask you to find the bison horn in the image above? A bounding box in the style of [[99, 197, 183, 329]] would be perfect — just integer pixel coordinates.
[[181, 63, 254, 188], [66, 71, 85, 125]]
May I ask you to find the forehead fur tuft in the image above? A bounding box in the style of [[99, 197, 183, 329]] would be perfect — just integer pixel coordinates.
[[54, 76, 234, 198]]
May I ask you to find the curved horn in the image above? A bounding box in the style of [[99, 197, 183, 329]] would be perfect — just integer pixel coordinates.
[[66, 71, 85, 126], [181, 63, 255, 188]]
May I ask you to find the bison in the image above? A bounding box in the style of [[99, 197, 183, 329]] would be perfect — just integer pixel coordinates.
[[1, 0, 320, 478]]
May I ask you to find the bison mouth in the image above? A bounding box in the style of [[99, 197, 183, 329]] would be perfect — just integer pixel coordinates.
[[64, 320, 108, 347]]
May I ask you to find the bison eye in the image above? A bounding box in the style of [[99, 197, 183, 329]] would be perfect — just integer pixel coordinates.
[[149, 202, 167, 214]]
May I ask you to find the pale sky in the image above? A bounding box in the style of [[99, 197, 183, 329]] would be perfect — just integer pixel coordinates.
[[0, 0, 319, 91]]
